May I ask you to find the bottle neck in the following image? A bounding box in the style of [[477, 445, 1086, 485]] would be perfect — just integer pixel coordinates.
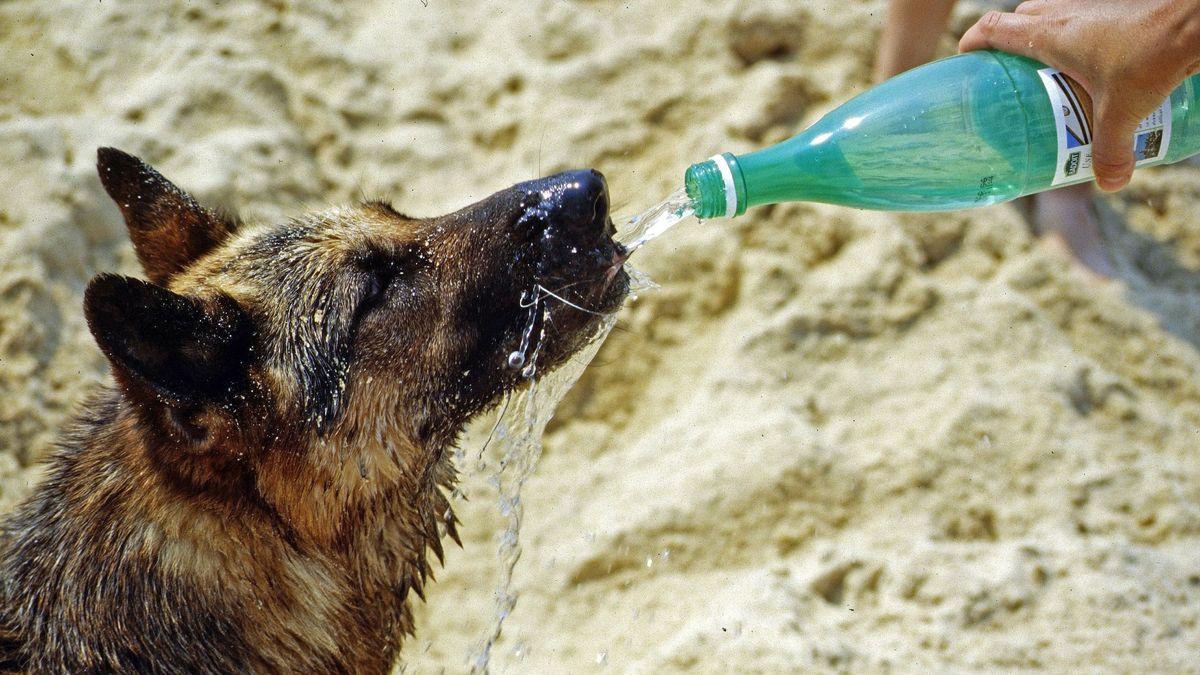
[[685, 153, 747, 219]]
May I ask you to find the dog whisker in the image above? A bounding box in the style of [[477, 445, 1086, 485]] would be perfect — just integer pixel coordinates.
[[476, 393, 513, 461], [535, 284, 605, 316]]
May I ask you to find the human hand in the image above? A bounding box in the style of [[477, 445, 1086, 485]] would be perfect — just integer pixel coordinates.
[[959, 0, 1200, 192]]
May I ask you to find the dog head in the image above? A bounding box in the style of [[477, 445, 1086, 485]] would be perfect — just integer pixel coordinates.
[[84, 148, 627, 499]]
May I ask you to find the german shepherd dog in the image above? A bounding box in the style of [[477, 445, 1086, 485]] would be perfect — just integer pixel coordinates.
[[0, 148, 628, 673]]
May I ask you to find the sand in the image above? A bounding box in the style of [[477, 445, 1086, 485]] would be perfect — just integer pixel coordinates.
[[2, 0, 1199, 672]]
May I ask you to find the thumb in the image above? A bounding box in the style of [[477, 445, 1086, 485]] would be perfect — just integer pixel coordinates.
[[1090, 98, 1141, 192]]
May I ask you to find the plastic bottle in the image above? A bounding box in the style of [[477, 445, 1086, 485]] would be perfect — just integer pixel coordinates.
[[685, 50, 1200, 218]]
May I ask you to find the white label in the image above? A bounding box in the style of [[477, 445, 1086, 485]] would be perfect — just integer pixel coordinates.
[[1038, 68, 1172, 186]]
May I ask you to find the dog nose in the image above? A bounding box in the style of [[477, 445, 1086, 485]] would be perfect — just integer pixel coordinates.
[[542, 169, 609, 233]]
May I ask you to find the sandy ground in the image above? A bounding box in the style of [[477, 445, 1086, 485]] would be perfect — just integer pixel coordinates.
[[3, 0, 1200, 672]]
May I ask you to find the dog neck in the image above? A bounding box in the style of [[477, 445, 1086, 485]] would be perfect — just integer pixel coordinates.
[[2, 385, 458, 672]]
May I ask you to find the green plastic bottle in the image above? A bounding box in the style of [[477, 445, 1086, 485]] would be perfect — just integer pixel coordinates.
[[685, 50, 1200, 218]]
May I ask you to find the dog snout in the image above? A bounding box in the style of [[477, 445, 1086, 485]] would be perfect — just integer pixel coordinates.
[[523, 169, 609, 238], [552, 169, 608, 232]]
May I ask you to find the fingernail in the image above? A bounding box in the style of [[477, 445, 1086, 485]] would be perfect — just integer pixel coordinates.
[[1096, 175, 1127, 192]]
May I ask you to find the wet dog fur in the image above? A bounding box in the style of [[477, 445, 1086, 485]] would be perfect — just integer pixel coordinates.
[[0, 148, 627, 673]]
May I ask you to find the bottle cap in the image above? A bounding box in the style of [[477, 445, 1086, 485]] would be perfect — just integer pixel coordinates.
[[684, 153, 747, 219]]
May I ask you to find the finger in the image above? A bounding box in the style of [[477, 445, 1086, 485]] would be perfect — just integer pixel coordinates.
[[1090, 101, 1141, 192], [958, 10, 1045, 59]]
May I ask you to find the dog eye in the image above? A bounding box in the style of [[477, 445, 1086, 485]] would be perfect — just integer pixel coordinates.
[[361, 258, 400, 307], [364, 268, 389, 299], [357, 246, 425, 311]]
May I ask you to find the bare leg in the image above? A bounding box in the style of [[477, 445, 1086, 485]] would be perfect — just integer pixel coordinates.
[[1031, 183, 1116, 278], [873, 0, 958, 82]]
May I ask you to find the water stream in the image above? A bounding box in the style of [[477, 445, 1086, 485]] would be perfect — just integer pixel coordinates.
[[466, 189, 692, 672], [467, 307, 616, 673], [616, 187, 696, 251]]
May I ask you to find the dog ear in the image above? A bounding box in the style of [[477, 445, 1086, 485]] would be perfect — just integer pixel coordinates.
[[96, 147, 236, 284], [84, 274, 251, 408]]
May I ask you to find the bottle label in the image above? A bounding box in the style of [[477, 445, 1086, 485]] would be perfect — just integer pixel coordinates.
[[1037, 68, 1172, 186]]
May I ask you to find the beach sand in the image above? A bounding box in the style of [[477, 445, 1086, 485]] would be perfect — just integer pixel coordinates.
[[1, 0, 1199, 671]]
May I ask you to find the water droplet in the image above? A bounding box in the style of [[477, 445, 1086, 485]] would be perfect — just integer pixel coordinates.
[[507, 351, 525, 369]]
